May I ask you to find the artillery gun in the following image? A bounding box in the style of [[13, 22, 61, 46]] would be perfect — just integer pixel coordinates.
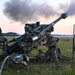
[[0, 13, 67, 74]]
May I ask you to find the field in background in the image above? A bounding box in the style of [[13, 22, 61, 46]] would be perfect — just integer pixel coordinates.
[[1, 36, 75, 75]]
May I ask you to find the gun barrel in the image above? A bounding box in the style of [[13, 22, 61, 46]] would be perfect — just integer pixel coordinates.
[[52, 13, 67, 25], [39, 13, 67, 36]]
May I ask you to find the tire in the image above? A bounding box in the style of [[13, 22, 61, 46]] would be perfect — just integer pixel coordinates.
[[56, 47, 61, 55], [56, 47, 61, 59]]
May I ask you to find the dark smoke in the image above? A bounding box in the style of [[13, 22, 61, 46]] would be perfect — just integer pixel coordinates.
[[66, 0, 75, 15], [3, 0, 57, 23], [58, 4, 68, 13]]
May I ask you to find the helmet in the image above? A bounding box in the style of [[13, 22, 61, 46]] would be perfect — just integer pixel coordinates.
[[46, 32, 52, 38]]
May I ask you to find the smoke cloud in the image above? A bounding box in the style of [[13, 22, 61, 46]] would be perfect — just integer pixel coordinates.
[[66, 0, 75, 15], [3, 0, 56, 23]]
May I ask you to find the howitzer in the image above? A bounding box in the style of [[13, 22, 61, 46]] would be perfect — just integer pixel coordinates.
[[0, 13, 67, 58], [0, 13, 67, 74]]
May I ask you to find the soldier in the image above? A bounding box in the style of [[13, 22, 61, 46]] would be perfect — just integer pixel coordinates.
[[45, 32, 59, 63], [0, 28, 3, 45], [0, 28, 2, 49], [0, 28, 2, 36], [0, 28, 8, 60]]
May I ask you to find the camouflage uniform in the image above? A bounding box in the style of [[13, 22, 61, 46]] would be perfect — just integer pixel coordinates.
[[0, 28, 3, 48], [0, 28, 7, 54], [0, 28, 2, 33], [45, 33, 59, 62]]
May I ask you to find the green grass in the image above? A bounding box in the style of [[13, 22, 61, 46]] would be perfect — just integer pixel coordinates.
[[1, 36, 75, 75], [29, 37, 73, 57], [57, 38, 72, 57], [2, 63, 75, 75]]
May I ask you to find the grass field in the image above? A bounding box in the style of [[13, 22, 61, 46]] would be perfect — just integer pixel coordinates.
[[1, 36, 75, 75]]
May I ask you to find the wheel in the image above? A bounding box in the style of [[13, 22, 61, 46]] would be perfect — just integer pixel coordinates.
[[56, 47, 61, 59], [56, 47, 61, 55]]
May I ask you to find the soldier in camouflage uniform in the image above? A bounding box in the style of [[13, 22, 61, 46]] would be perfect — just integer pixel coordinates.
[[0, 29, 1, 42], [0, 28, 8, 60], [45, 32, 59, 63], [0, 28, 3, 48]]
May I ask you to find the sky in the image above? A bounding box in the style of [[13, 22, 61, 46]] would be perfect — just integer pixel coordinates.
[[0, 0, 75, 35]]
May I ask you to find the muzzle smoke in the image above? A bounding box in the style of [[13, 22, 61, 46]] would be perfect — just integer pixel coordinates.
[[3, 0, 56, 23]]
